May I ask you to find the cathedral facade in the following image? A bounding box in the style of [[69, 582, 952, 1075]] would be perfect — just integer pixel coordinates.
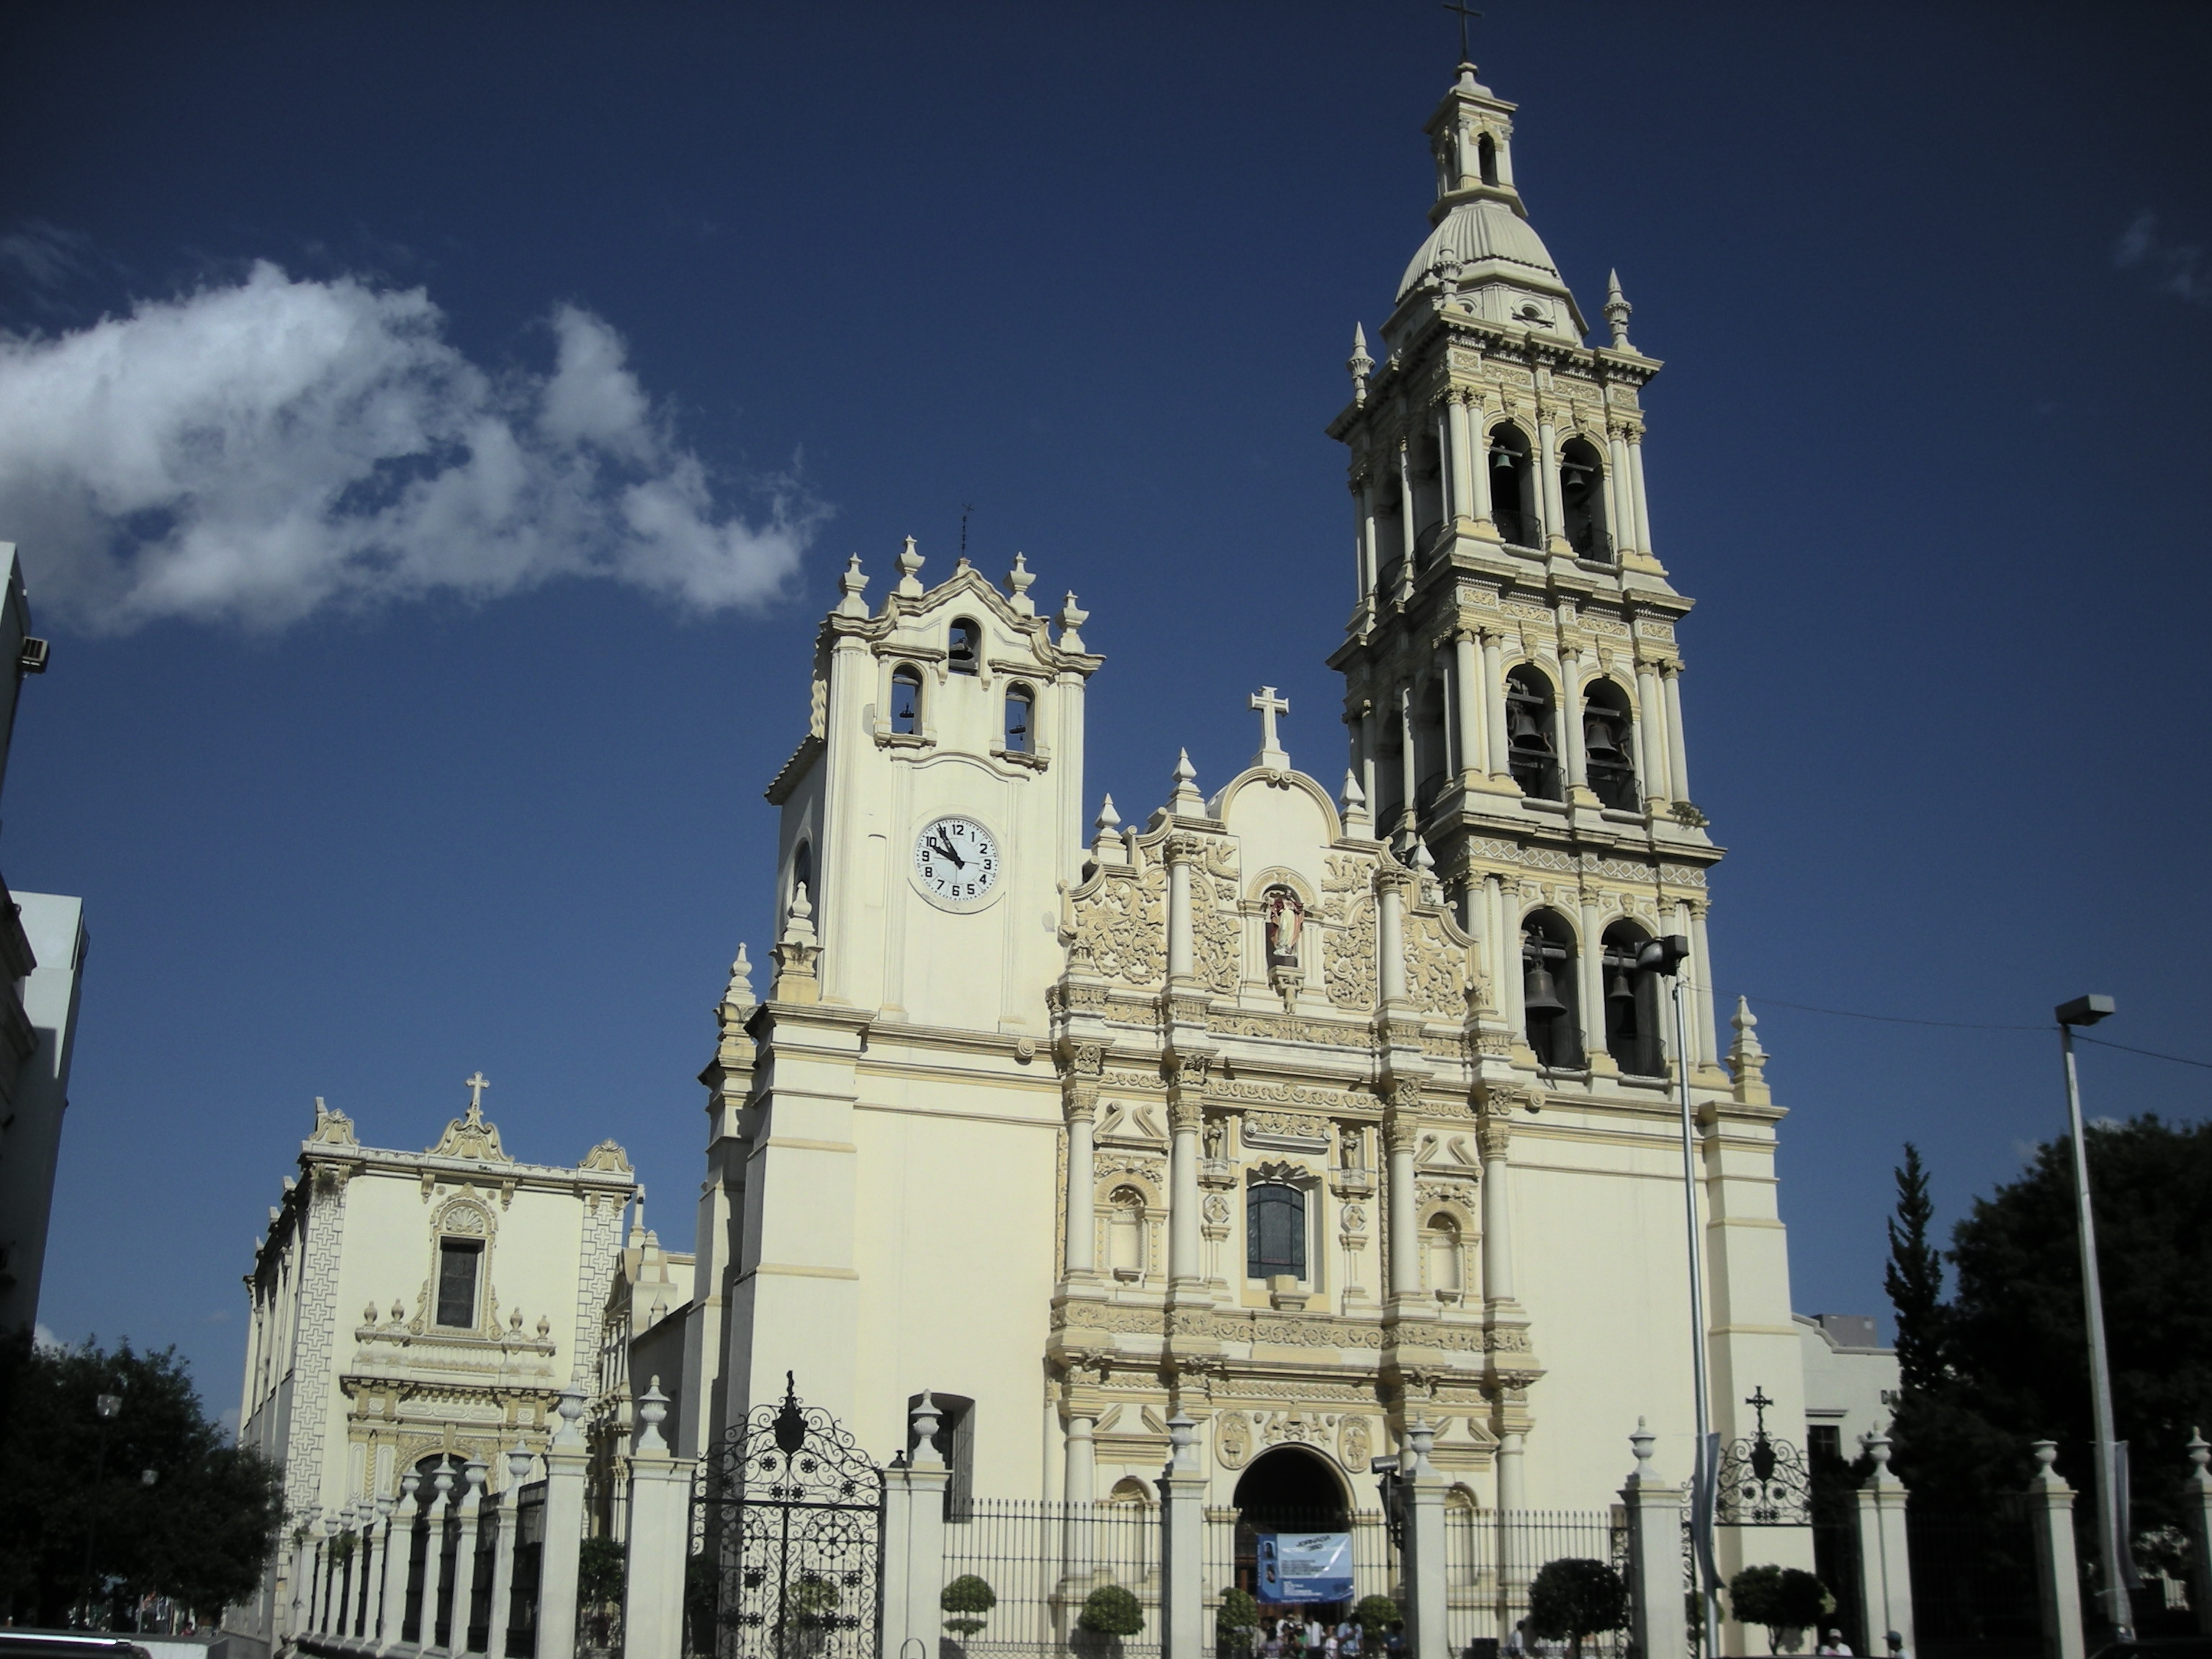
[[675, 56, 1807, 1571]]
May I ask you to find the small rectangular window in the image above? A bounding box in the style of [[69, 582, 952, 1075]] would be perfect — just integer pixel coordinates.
[[1807, 1424, 1842, 1465], [436, 1238, 482, 1328], [1246, 1184, 1307, 1280]]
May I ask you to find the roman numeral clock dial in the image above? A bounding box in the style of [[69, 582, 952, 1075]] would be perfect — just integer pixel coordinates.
[[911, 814, 1002, 911]]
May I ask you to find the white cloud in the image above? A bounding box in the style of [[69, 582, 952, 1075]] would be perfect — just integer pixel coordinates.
[[0, 261, 822, 631], [2115, 210, 2208, 307]]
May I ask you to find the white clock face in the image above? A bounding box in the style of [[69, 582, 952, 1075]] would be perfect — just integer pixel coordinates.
[[912, 815, 1001, 910]]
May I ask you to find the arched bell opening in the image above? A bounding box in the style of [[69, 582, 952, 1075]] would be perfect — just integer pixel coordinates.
[[1521, 908, 1583, 1070], [1231, 1444, 1354, 1615], [889, 665, 924, 735], [1581, 680, 1639, 811], [1559, 437, 1611, 562], [1601, 921, 1665, 1079], [1410, 428, 1446, 551], [1487, 425, 1537, 549], [1477, 132, 1500, 188], [948, 618, 981, 675], [1415, 679, 1450, 817], [1504, 666, 1562, 801]]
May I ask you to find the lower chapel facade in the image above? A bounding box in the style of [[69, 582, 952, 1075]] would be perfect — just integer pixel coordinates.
[[235, 53, 1902, 1637]]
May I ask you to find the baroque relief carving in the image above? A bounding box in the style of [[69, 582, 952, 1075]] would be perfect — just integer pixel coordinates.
[[1074, 868, 1167, 986], [1403, 911, 1465, 1017]]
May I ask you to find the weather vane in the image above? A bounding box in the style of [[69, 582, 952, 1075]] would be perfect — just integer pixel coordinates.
[[1442, 0, 1483, 64]]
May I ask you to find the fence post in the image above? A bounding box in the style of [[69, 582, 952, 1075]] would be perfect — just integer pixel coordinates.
[[539, 1385, 593, 1659], [1402, 1419, 1449, 1659], [1852, 1426, 1913, 1658], [882, 1393, 950, 1659], [2187, 1431, 2212, 1638], [2027, 1441, 2085, 1659], [420, 1461, 457, 1655], [486, 1449, 535, 1659], [379, 1470, 422, 1653], [621, 1381, 693, 1659], [1620, 1421, 1687, 1659], [1157, 1413, 1207, 1659], [459, 1460, 489, 1651]]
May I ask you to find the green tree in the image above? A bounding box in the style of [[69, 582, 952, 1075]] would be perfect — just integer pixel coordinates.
[[1215, 1586, 1259, 1656], [579, 1534, 626, 1606], [1883, 1143, 1945, 1393], [1352, 1595, 1401, 1642], [1077, 1583, 1144, 1637], [0, 1331, 284, 1626], [1727, 1565, 1833, 1652], [1527, 1558, 1629, 1659], [941, 1573, 997, 1637]]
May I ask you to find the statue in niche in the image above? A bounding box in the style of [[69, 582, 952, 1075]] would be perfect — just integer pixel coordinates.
[[1203, 1116, 1227, 1161], [1340, 1123, 1365, 1169], [1264, 887, 1305, 965]]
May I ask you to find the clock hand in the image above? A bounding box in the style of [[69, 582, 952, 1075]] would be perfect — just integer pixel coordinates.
[[929, 835, 966, 869]]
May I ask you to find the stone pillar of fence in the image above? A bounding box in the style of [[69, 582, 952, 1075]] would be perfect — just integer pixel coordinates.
[[1852, 1425, 1914, 1656], [2027, 1440, 2085, 1659], [1401, 1419, 1449, 1659], [2186, 1431, 2212, 1638], [457, 1460, 489, 1650], [621, 1382, 693, 1659], [487, 1449, 534, 1659], [881, 1392, 951, 1659], [1157, 1413, 1207, 1659], [379, 1471, 422, 1654], [1619, 1421, 1687, 1659], [420, 1461, 457, 1656], [539, 1385, 593, 1659]]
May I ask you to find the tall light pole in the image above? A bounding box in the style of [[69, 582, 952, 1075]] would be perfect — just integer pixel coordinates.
[[2056, 993, 2133, 1640], [1640, 935, 1720, 1659]]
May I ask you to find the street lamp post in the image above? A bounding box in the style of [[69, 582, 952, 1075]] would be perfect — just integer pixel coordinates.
[[82, 1390, 122, 1627], [2056, 993, 2133, 1640], [1640, 935, 1721, 1659]]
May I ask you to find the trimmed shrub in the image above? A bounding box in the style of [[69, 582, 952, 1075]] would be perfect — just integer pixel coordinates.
[[941, 1574, 997, 1637], [1078, 1584, 1145, 1637], [1354, 1596, 1403, 1641], [1527, 1558, 1629, 1659]]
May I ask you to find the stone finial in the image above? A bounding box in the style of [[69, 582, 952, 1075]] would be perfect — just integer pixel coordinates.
[[1629, 1416, 1655, 1472], [2188, 1428, 2211, 1489], [895, 535, 925, 598], [2029, 1439, 2066, 1488], [1348, 323, 1374, 407], [772, 884, 822, 1002], [637, 1377, 672, 1455], [462, 1457, 488, 1500], [1057, 591, 1089, 652], [507, 1446, 536, 1485], [1728, 995, 1771, 1105], [1413, 837, 1442, 902], [375, 1492, 395, 1519], [398, 1468, 421, 1508], [836, 553, 869, 618], [1166, 1411, 1198, 1474], [1406, 1416, 1437, 1479], [909, 1392, 945, 1469], [1092, 793, 1126, 865], [554, 1383, 588, 1444], [721, 944, 756, 1014], [1006, 552, 1036, 616], [1170, 749, 1204, 813], [309, 1095, 358, 1147], [627, 1187, 647, 1247], [431, 1459, 455, 1504], [1604, 270, 1635, 351], [1340, 769, 1372, 837]]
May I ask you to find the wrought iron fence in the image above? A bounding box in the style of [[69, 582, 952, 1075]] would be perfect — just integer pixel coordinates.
[[940, 1499, 1161, 1659], [1907, 1502, 2041, 1659], [1198, 1509, 1395, 1658], [1482, 1511, 1630, 1659]]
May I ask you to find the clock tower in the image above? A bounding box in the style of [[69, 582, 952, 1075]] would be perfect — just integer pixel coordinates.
[[676, 541, 1102, 1474]]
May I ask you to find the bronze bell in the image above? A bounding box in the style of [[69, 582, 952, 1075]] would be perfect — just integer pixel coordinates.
[[1509, 705, 1547, 744], [1585, 716, 1622, 758], [1606, 971, 1635, 1005], [1523, 963, 1567, 1017]]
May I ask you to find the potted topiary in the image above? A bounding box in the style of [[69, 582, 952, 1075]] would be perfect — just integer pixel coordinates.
[[1076, 1583, 1145, 1658], [1527, 1558, 1629, 1659], [1727, 1565, 1834, 1655], [941, 1574, 997, 1655]]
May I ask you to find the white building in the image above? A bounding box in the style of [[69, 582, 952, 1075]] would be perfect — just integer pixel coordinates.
[[1797, 1313, 1901, 1465], [671, 53, 1819, 1598], [0, 539, 88, 1337], [233, 1087, 637, 1651]]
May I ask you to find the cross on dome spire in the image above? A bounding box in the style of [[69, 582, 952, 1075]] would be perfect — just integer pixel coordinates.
[[1440, 0, 1483, 66], [464, 1071, 490, 1115]]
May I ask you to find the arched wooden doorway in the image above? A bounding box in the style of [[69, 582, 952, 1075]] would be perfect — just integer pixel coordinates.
[[1232, 1446, 1354, 1625]]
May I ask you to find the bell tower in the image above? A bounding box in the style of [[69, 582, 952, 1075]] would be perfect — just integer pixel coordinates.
[[1326, 55, 1724, 1087]]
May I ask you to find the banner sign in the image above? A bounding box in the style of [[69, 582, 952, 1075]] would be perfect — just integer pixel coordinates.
[[1256, 1532, 1354, 1604]]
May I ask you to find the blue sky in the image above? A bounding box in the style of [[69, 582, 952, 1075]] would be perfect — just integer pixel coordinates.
[[2, 2, 2206, 1422]]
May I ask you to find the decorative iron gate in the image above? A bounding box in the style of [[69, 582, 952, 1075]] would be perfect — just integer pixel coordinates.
[[695, 1374, 885, 1659]]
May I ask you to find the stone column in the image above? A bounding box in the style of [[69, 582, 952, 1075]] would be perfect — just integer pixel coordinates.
[[1535, 415, 1565, 552], [622, 1382, 693, 1659], [1478, 1119, 1515, 1304], [1453, 631, 1487, 781], [1482, 634, 1511, 785], [1384, 1107, 1419, 1305], [1398, 690, 1417, 835], [884, 1395, 952, 1659], [1401, 1421, 1449, 1659], [2185, 1431, 2212, 1637], [379, 1473, 421, 1654], [1441, 397, 1467, 527], [1606, 428, 1637, 559], [1377, 874, 1408, 1007], [1157, 1415, 1207, 1659], [1635, 660, 1669, 806], [1166, 838, 1195, 984], [1469, 405, 1496, 534], [1169, 1089, 1203, 1289], [418, 1462, 455, 1656], [1661, 665, 1691, 804], [1689, 904, 1718, 1073], [1064, 1073, 1100, 1280], [1486, 878, 1519, 1033], [1577, 893, 1607, 1069], [1356, 478, 1378, 604], [1853, 1427, 1914, 1658], [1559, 650, 1589, 799], [537, 1388, 591, 1659], [2028, 1441, 2086, 1659], [1628, 433, 1655, 559], [289, 1532, 313, 1643], [1620, 1422, 1688, 1659], [484, 1449, 534, 1659], [1063, 1410, 1097, 1583], [1396, 441, 1416, 584], [457, 1460, 488, 1652]]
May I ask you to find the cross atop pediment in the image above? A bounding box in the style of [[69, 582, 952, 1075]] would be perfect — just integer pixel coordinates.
[[1249, 686, 1290, 768], [464, 1071, 490, 1117]]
